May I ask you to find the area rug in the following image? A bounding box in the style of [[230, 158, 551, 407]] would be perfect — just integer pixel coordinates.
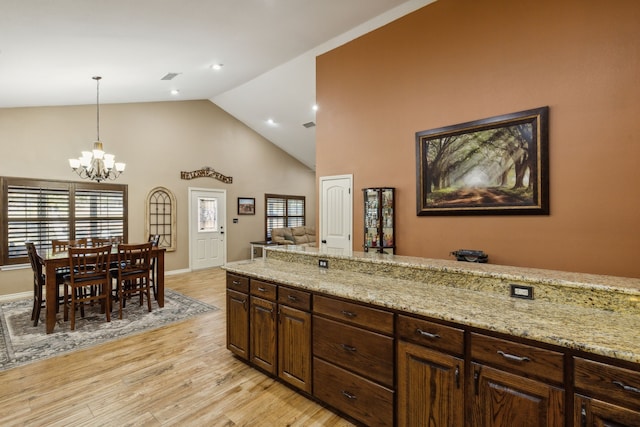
[[0, 289, 218, 372]]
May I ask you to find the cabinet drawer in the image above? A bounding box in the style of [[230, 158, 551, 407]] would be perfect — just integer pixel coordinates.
[[313, 316, 394, 387], [226, 273, 249, 293], [575, 357, 640, 410], [397, 314, 464, 356], [250, 279, 277, 301], [313, 294, 393, 335], [471, 333, 564, 384], [314, 357, 394, 427], [278, 286, 311, 311]]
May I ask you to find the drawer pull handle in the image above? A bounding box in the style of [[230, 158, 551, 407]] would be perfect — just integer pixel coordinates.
[[258, 287, 266, 292], [613, 380, 640, 394], [497, 350, 530, 363], [341, 310, 357, 318], [416, 328, 440, 339], [341, 344, 357, 352], [232, 280, 241, 285], [341, 390, 357, 400], [287, 295, 298, 301]]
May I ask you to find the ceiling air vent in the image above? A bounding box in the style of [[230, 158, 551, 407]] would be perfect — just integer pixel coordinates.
[[161, 72, 181, 81], [302, 121, 316, 128]]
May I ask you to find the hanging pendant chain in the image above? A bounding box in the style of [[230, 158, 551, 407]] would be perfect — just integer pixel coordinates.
[[94, 76, 101, 141]]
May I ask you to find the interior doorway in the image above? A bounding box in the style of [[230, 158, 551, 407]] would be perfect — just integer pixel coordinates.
[[319, 174, 353, 254]]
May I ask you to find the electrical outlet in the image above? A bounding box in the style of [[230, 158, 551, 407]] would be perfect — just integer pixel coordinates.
[[318, 259, 329, 269], [510, 284, 534, 300]]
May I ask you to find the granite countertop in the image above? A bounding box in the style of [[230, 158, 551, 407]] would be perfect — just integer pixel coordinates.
[[223, 254, 640, 365]]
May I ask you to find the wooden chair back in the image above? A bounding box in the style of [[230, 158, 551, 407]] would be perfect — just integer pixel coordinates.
[[116, 242, 152, 276], [110, 236, 124, 245], [148, 234, 160, 247], [91, 237, 110, 246], [67, 245, 112, 283], [113, 242, 153, 319], [25, 241, 43, 279], [26, 241, 46, 326], [65, 245, 112, 330], [52, 238, 89, 253]]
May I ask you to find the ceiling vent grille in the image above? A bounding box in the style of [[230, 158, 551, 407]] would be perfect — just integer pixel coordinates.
[[302, 121, 316, 128], [161, 72, 181, 81]]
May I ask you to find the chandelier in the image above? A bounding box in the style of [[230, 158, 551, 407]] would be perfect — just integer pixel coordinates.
[[68, 76, 125, 182]]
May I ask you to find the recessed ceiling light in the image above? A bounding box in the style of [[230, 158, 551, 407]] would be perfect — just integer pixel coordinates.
[[312, 104, 318, 111], [211, 64, 224, 71], [267, 118, 276, 126], [170, 89, 180, 95]]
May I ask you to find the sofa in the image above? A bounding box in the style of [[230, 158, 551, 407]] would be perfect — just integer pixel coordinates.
[[271, 226, 316, 247]]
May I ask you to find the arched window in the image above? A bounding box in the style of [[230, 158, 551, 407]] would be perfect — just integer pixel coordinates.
[[145, 187, 176, 251]]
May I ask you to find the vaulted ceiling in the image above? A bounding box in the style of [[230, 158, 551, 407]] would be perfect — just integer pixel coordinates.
[[0, 0, 435, 169]]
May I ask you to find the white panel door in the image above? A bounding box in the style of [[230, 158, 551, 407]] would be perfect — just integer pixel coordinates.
[[189, 188, 226, 270], [319, 175, 352, 254]]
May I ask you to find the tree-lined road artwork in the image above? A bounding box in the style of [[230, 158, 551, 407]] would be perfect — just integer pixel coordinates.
[[420, 121, 539, 210]]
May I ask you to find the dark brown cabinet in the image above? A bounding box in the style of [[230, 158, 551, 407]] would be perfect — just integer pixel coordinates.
[[397, 315, 465, 427], [397, 341, 464, 427], [225, 271, 639, 426], [313, 294, 395, 426], [575, 395, 640, 426], [249, 280, 277, 374], [470, 333, 565, 427], [226, 274, 249, 360], [471, 363, 565, 427], [574, 357, 640, 426], [278, 286, 312, 393]]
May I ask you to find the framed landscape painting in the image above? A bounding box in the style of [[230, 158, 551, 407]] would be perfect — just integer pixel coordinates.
[[237, 197, 255, 215], [415, 107, 549, 216]]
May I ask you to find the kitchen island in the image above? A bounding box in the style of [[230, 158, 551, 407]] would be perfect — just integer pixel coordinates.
[[223, 246, 640, 426]]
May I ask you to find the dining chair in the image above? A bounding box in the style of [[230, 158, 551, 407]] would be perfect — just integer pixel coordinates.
[[26, 242, 47, 326], [26, 242, 66, 326], [91, 237, 111, 246], [63, 245, 112, 330], [52, 238, 89, 253], [148, 234, 160, 299], [111, 242, 153, 319], [110, 236, 124, 245]]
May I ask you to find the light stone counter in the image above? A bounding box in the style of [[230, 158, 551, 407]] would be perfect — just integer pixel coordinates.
[[223, 247, 640, 365]]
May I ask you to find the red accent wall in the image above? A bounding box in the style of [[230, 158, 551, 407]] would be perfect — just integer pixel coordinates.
[[316, 0, 640, 277]]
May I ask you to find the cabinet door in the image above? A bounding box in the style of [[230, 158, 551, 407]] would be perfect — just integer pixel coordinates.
[[471, 363, 564, 427], [575, 395, 640, 427], [226, 289, 249, 360], [397, 341, 464, 427], [278, 305, 311, 393], [250, 296, 277, 374]]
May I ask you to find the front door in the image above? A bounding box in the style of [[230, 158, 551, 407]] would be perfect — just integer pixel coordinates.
[[319, 174, 353, 254], [189, 188, 226, 270]]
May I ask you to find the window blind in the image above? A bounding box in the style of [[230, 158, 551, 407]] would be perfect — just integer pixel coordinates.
[[1, 177, 127, 265], [265, 194, 305, 240]]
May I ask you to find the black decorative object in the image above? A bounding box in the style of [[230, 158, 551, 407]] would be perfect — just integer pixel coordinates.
[[451, 249, 488, 263]]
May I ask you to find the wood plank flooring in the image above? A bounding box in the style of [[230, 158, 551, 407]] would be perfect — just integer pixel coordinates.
[[0, 268, 355, 426]]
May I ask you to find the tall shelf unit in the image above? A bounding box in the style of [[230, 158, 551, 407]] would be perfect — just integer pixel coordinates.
[[363, 187, 395, 254]]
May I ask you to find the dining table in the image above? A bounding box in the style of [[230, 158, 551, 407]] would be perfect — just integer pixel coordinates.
[[43, 246, 166, 334]]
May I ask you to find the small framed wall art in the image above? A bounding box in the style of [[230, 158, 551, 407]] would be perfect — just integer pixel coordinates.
[[238, 197, 256, 215]]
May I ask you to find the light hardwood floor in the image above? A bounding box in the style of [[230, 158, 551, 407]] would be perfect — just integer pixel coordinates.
[[0, 268, 355, 426]]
